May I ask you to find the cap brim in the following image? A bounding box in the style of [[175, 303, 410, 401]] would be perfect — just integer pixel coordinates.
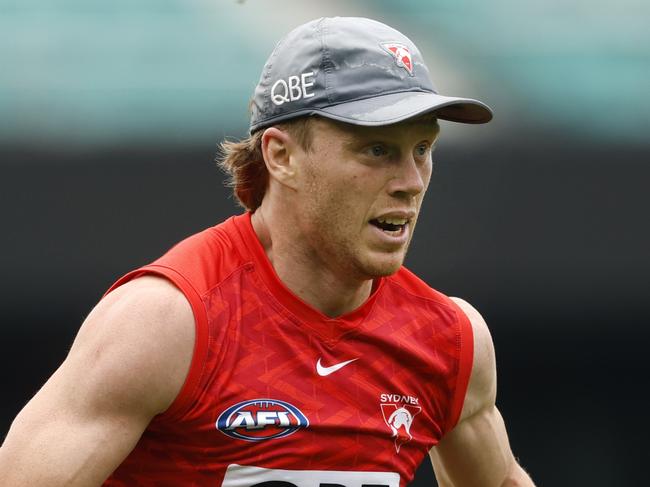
[[317, 91, 492, 126], [249, 91, 493, 133]]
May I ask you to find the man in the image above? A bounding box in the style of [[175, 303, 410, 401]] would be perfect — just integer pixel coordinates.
[[0, 17, 534, 486]]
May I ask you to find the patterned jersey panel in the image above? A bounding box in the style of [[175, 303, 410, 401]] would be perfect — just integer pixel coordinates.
[[103, 213, 471, 487]]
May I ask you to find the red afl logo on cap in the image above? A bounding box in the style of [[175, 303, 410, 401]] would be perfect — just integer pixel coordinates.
[[381, 43, 413, 75]]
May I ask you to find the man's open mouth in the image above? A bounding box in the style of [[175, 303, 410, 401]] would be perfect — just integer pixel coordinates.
[[369, 217, 409, 234]]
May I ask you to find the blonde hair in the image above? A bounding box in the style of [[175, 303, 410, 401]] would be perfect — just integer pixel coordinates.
[[218, 117, 315, 210]]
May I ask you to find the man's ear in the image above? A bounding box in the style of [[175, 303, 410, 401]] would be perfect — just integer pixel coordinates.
[[261, 127, 301, 190]]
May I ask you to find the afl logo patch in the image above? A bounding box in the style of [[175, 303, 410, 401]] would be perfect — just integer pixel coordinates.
[[216, 399, 309, 441]]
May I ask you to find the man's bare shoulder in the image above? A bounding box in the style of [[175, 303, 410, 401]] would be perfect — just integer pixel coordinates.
[[0, 276, 195, 486], [71, 275, 195, 416], [450, 297, 497, 421], [431, 299, 535, 486]]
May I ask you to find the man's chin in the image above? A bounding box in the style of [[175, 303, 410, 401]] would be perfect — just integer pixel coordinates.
[[358, 253, 405, 278]]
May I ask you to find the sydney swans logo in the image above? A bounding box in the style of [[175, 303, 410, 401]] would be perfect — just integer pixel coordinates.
[[380, 393, 421, 453], [380, 43, 414, 76]]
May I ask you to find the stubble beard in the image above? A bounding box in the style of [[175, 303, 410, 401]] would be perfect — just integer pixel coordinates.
[[299, 160, 411, 284], [312, 221, 412, 283]]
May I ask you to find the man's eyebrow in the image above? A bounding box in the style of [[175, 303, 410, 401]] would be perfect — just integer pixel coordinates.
[[341, 135, 368, 151], [334, 118, 440, 146], [337, 126, 379, 146]]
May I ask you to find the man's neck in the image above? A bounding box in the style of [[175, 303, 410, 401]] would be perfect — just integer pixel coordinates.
[[250, 208, 373, 318]]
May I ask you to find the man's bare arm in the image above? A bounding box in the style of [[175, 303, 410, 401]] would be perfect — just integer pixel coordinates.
[[429, 298, 535, 487], [0, 276, 195, 486]]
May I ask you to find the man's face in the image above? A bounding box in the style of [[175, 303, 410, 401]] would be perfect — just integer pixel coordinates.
[[291, 116, 438, 280]]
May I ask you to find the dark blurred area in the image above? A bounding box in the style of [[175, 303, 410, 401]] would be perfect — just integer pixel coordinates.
[[2, 1, 649, 486], [2, 134, 648, 485]]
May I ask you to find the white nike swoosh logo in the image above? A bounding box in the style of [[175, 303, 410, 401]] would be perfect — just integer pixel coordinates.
[[316, 357, 358, 377]]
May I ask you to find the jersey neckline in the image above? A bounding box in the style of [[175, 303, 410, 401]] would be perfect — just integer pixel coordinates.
[[230, 212, 384, 340]]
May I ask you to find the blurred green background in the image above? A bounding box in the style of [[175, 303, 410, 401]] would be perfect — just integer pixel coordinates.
[[1, 1, 648, 485], [2, 0, 648, 145]]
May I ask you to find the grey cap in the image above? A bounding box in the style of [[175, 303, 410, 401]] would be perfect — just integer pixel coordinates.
[[249, 17, 493, 133]]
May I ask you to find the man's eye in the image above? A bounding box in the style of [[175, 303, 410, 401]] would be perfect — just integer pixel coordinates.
[[369, 145, 388, 157], [415, 144, 429, 157]]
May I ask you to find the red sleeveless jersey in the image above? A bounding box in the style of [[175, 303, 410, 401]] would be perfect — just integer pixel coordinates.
[[102, 213, 473, 487]]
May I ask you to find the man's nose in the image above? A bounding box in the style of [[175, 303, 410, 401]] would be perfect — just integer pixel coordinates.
[[388, 154, 427, 197]]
